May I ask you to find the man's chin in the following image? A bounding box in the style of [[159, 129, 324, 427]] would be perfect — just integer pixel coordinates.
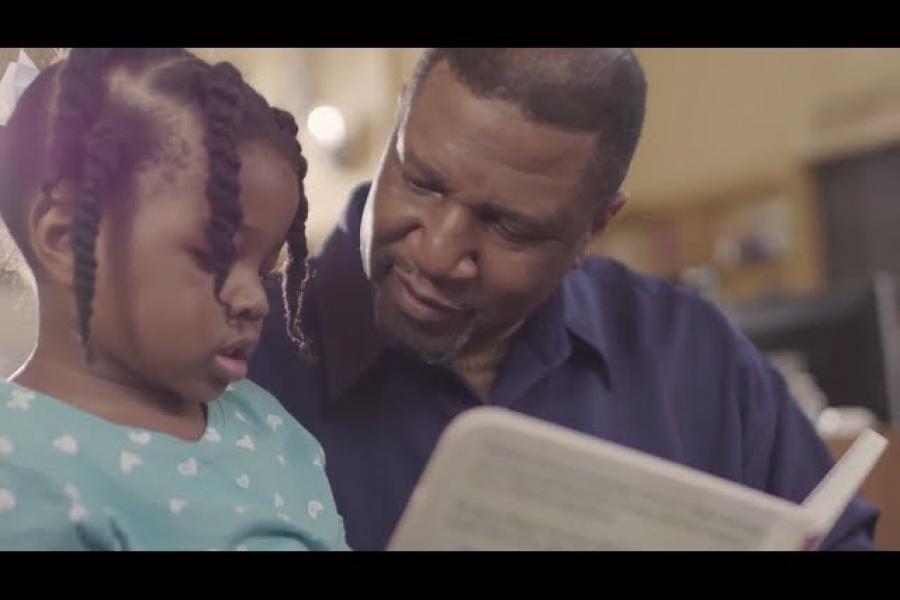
[[411, 344, 461, 366], [381, 314, 475, 365], [374, 288, 481, 362], [386, 325, 464, 364]]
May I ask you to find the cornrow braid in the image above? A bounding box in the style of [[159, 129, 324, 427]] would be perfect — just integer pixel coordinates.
[[45, 48, 113, 189], [71, 123, 125, 360], [46, 48, 115, 360], [270, 107, 312, 356], [201, 62, 245, 310]]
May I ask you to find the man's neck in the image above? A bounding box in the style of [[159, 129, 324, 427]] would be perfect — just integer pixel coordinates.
[[453, 319, 524, 403]]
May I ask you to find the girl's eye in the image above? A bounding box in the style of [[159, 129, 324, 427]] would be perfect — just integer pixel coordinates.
[[189, 248, 215, 273]]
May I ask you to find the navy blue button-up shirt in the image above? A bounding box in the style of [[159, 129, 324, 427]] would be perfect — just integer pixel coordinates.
[[250, 183, 877, 551]]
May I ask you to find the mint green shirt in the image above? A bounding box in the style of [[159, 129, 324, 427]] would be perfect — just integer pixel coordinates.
[[0, 379, 348, 550]]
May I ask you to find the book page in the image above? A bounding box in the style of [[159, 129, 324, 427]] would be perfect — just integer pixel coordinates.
[[389, 408, 813, 550], [802, 428, 887, 540]]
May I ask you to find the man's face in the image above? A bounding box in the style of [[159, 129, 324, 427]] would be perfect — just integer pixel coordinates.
[[361, 62, 622, 363]]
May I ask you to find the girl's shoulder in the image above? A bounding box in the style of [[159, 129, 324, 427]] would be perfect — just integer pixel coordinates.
[[219, 379, 326, 461]]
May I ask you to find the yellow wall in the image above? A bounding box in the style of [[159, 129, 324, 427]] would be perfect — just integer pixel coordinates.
[[627, 49, 900, 208]]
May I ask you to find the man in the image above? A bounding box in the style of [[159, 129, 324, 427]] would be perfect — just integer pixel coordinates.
[[250, 48, 877, 550]]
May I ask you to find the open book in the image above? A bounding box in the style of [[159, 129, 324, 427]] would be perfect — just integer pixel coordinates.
[[388, 407, 887, 550]]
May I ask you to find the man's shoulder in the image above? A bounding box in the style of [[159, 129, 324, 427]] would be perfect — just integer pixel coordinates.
[[564, 256, 762, 371], [569, 256, 734, 334]]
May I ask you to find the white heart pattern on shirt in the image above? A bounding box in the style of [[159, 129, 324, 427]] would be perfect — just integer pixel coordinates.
[[313, 455, 323, 468], [0, 488, 15, 513], [63, 483, 80, 500], [236, 474, 250, 489], [128, 431, 152, 446], [119, 450, 143, 474], [266, 414, 283, 431], [0, 436, 13, 456], [52, 434, 78, 455], [169, 498, 187, 515], [277, 454, 287, 466], [274, 493, 285, 509], [307, 500, 324, 520], [235, 435, 254, 451], [7, 389, 33, 410], [203, 427, 221, 443], [233, 505, 247, 515], [177, 457, 198, 477], [69, 502, 87, 523], [277, 512, 292, 523]]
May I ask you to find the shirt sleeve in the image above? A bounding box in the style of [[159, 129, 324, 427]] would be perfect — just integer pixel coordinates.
[[735, 334, 879, 550]]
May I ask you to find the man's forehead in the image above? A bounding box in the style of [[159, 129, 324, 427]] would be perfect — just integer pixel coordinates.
[[402, 108, 595, 205], [407, 62, 596, 164]]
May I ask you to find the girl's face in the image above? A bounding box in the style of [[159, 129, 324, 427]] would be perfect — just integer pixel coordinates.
[[88, 136, 299, 405]]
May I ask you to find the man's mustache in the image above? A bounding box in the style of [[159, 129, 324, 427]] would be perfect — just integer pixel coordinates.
[[374, 253, 482, 316]]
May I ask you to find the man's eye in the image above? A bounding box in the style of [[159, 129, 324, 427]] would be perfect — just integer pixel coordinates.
[[404, 173, 440, 196], [494, 222, 533, 243]]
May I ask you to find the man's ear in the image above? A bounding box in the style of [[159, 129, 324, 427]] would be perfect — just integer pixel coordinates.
[[591, 190, 628, 237], [28, 185, 77, 286], [573, 191, 629, 268]]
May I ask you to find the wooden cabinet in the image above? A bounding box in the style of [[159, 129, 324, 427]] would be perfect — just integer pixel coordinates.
[[825, 427, 900, 550]]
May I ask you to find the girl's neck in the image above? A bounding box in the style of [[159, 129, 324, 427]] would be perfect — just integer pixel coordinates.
[[12, 326, 207, 442]]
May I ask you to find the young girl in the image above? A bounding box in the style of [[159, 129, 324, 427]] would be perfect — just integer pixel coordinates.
[[0, 48, 347, 550]]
